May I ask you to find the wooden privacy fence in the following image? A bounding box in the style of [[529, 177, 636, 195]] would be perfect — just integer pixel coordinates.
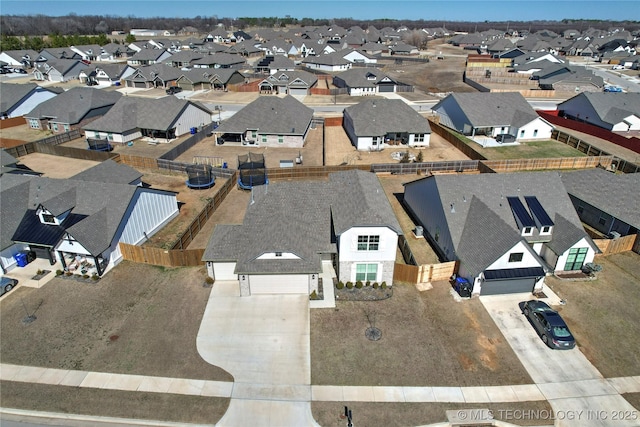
[[483, 156, 613, 173], [393, 261, 457, 284], [267, 164, 370, 181], [119, 243, 204, 267], [171, 171, 238, 250], [593, 234, 637, 256]]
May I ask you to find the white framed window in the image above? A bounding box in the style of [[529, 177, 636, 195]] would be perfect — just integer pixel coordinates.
[[355, 263, 378, 281], [520, 130, 525, 137], [415, 134, 424, 142], [278, 135, 283, 144], [52, 123, 59, 132], [63, 124, 70, 132], [28, 118, 40, 129], [533, 129, 538, 137], [357, 235, 379, 251], [262, 134, 267, 143], [522, 226, 533, 236], [107, 133, 113, 141], [541, 226, 551, 234]]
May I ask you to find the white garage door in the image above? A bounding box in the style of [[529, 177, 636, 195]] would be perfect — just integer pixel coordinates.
[[289, 87, 308, 96], [213, 262, 237, 280], [249, 274, 309, 295]]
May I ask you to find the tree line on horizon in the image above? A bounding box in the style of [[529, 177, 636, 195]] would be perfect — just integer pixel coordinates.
[[1, 13, 638, 40]]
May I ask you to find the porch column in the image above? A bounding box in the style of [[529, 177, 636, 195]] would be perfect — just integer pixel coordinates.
[[94, 256, 103, 277]]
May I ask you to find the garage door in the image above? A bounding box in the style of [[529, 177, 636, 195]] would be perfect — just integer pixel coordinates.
[[288, 87, 308, 96], [134, 81, 146, 88], [249, 274, 309, 295], [378, 83, 395, 92], [480, 278, 535, 296], [213, 262, 237, 280]]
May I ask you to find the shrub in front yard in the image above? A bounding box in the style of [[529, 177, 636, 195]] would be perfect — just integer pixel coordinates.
[[205, 277, 214, 285], [56, 270, 63, 276], [310, 290, 318, 300], [336, 281, 344, 290], [381, 281, 387, 289], [365, 280, 371, 287], [355, 280, 363, 289], [373, 282, 379, 289], [346, 281, 353, 289]]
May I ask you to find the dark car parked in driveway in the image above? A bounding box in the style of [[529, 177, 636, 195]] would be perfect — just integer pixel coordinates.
[[166, 86, 183, 95], [522, 300, 576, 350], [1, 277, 18, 297]]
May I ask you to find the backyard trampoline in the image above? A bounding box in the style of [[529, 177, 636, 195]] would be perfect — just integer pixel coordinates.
[[86, 138, 113, 152], [186, 163, 215, 189], [237, 152, 268, 189]]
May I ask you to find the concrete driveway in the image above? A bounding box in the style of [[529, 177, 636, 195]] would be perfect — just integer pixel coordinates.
[[481, 293, 638, 427], [196, 281, 318, 426]]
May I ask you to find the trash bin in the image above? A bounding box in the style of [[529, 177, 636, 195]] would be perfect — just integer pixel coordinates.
[[14, 252, 28, 267], [454, 277, 472, 298], [222, 162, 228, 169], [190, 127, 197, 134]]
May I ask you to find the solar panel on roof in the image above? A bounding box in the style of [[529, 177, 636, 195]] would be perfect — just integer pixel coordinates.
[[507, 196, 535, 227], [525, 196, 554, 227]]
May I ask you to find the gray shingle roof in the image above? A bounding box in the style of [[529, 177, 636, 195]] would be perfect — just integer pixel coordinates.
[[0, 173, 136, 255], [24, 87, 122, 125], [71, 159, 143, 185], [404, 171, 591, 277], [334, 68, 396, 89], [83, 96, 211, 133], [0, 82, 38, 114], [433, 92, 540, 129], [344, 98, 431, 136], [560, 168, 640, 229], [559, 93, 640, 126], [203, 170, 402, 274], [215, 95, 313, 135], [129, 47, 169, 61]]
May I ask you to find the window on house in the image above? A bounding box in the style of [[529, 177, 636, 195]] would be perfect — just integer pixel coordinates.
[[533, 129, 538, 137], [251, 130, 257, 139], [28, 119, 40, 129], [564, 247, 588, 271], [357, 235, 379, 251], [356, 263, 378, 281], [598, 216, 607, 226], [52, 123, 59, 132], [278, 135, 283, 144], [523, 226, 533, 235], [275, 252, 282, 257], [520, 130, 525, 137], [415, 134, 424, 142], [262, 134, 267, 143], [63, 124, 70, 132], [541, 226, 551, 234], [509, 252, 524, 263], [107, 133, 113, 141], [42, 213, 56, 224]]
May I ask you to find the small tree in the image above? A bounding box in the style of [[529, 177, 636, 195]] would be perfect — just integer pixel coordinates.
[[416, 151, 424, 163], [399, 151, 411, 163]]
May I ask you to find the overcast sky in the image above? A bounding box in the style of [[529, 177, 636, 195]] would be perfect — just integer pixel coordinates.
[[2, 0, 639, 22]]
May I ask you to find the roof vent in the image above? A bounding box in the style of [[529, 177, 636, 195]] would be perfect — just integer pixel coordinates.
[[450, 203, 455, 213]]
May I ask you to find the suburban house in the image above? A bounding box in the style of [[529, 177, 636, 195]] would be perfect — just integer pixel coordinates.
[[301, 52, 352, 72], [0, 49, 40, 68], [403, 172, 599, 296], [32, 59, 89, 82], [192, 52, 247, 69], [79, 63, 136, 86], [214, 95, 314, 148], [341, 48, 377, 64], [0, 83, 62, 119], [532, 64, 604, 92], [258, 70, 318, 95], [83, 96, 213, 144], [38, 47, 81, 61], [0, 161, 179, 276], [255, 55, 296, 74], [560, 168, 640, 238], [24, 87, 122, 134], [202, 169, 402, 296], [174, 68, 245, 92], [557, 92, 640, 132], [343, 99, 431, 150], [123, 64, 183, 89], [126, 48, 172, 66], [70, 44, 103, 62], [432, 92, 554, 146], [164, 50, 204, 68], [333, 68, 405, 96]]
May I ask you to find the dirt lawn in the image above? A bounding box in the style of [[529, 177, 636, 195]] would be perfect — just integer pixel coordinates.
[[545, 252, 640, 378], [14, 152, 100, 178], [311, 281, 533, 387], [0, 261, 232, 422]]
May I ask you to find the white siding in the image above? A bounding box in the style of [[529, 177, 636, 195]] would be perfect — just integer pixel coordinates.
[[554, 237, 596, 272], [8, 90, 58, 118], [0, 243, 29, 273], [119, 190, 179, 245], [173, 104, 213, 137], [485, 241, 543, 270], [517, 117, 554, 140]]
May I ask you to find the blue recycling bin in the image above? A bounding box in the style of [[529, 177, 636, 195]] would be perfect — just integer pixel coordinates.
[[454, 277, 472, 297], [190, 127, 197, 134], [14, 252, 28, 267], [222, 162, 228, 169]]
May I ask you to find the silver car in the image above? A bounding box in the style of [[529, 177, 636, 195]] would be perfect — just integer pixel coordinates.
[[1, 277, 18, 296]]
